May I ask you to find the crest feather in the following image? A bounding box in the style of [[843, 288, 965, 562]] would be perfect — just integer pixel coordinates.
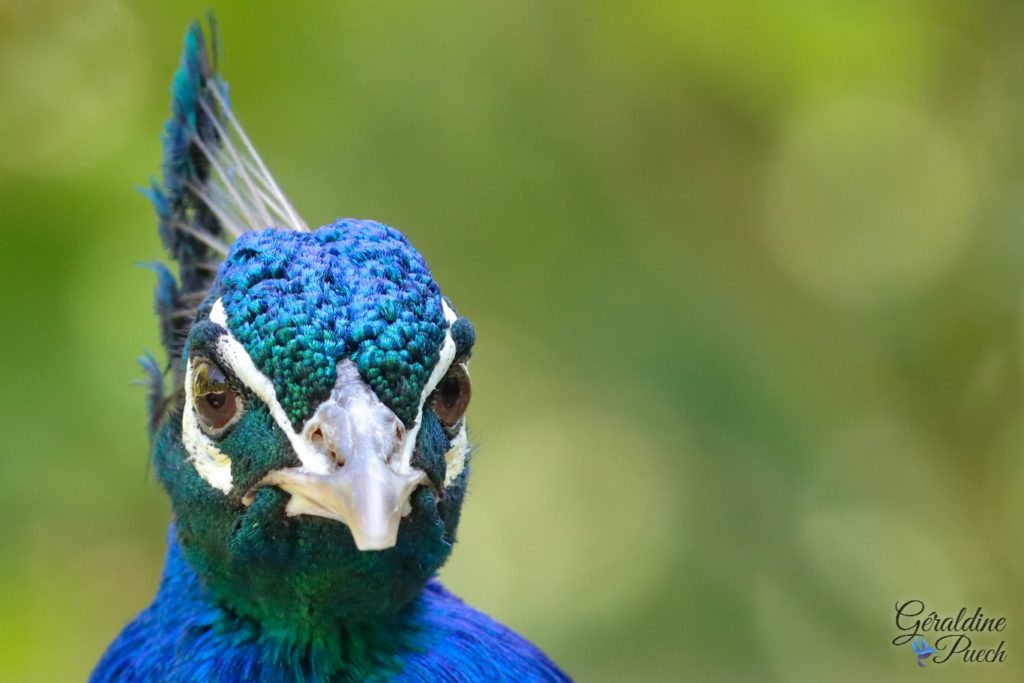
[[146, 15, 307, 367]]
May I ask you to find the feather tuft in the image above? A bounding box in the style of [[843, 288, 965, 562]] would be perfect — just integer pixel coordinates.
[[133, 350, 169, 436], [147, 15, 307, 370]]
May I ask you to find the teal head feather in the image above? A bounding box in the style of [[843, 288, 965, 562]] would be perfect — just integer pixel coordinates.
[[92, 17, 568, 682], [143, 18, 478, 636]]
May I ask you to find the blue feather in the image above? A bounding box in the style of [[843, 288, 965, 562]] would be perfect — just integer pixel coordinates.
[[101, 18, 570, 682], [157, 17, 228, 278], [144, 16, 230, 376], [133, 349, 165, 435], [146, 15, 305, 382], [92, 528, 569, 682]]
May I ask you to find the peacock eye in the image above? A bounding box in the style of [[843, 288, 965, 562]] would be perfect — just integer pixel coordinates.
[[433, 363, 471, 429], [191, 357, 245, 436]]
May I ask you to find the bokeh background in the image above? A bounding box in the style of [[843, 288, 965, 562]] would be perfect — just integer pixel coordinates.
[[2, 1, 1024, 681]]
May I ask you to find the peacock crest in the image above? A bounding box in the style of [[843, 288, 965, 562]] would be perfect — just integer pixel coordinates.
[[141, 17, 307, 426]]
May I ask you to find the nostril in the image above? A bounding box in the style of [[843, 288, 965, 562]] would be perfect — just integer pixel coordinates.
[[384, 423, 405, 465], [309, 427, 346, 466]]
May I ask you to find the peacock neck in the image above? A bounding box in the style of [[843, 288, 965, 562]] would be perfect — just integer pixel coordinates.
[[156, 524, 428, 680], [96, 524, 568, 681]]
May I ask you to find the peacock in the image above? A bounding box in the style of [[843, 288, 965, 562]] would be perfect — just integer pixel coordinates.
[[91, 18, 569, 682]]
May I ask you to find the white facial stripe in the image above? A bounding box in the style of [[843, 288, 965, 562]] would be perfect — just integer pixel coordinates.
[[213, 333, 334, 476], [395, 300, 459, 473], [184, 297, 462, 493], [443, 422, 469, 487], [183, 297, 332, 494], [209, 298, 228, 327], [181, 357, 234, 493], [436, 300, 469, 488], [441, 299, 459, 326], [214, 298, 330, 470]]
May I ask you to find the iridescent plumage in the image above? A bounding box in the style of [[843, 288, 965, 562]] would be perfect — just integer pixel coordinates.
[[92, 18, 568, 682]]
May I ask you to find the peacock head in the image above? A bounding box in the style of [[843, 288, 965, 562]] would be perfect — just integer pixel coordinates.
[[145, 19, 475, 627]]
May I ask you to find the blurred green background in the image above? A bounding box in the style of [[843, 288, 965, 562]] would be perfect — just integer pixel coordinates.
[[2, 1, 1024, 681]]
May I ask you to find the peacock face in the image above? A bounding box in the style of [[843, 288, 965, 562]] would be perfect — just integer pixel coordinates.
[[154, 220, 476, 620]]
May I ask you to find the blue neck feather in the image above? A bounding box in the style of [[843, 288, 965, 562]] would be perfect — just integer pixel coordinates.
[[91, 526, 569, 682]]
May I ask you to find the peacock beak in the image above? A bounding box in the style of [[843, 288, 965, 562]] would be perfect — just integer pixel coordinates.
[[247, 361, 427, 551]]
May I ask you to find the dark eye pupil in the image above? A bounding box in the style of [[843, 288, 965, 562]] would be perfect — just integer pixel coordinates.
[[433, 364, 471, 428], [440, 377, 461, 408], [196, 387, 237, 431]]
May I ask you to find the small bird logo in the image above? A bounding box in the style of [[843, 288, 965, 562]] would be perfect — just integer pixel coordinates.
[[912, 636, 937, 667]]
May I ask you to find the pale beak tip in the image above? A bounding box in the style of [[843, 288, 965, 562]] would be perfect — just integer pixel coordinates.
[[351, 531, 399, 551]]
